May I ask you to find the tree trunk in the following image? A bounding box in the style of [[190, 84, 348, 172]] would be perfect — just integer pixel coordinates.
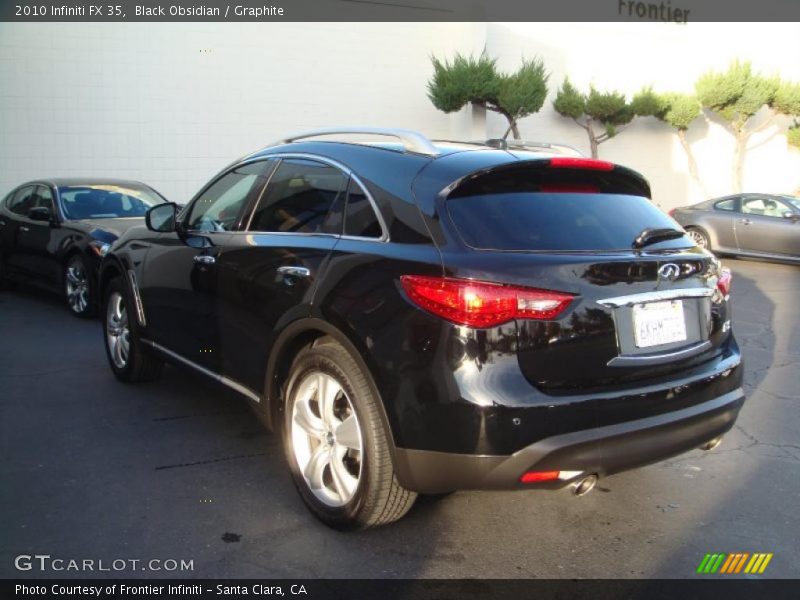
[[502, 116, 521, 140], [677, 129, 710, 198], [732, 131, 746, 193], [586, 118, 599, 158]]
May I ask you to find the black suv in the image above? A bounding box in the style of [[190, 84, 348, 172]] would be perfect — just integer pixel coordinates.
[[99, 128, 744, 529]]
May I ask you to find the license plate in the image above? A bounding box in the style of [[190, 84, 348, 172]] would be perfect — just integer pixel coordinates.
[[632, 300, 687, 348]]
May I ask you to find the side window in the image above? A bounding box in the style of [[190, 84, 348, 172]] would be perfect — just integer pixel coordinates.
[[8, 186, 35, 217], [32, 185, 55, 210], [714, 198, 736, 212], [742, 196, 784, 218], [186, 162, 268, 232], [248, 159, 347, 234], [344, 179, 383, 239]]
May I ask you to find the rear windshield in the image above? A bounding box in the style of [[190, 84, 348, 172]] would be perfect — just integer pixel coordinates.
[[448, 193, 691, 252], [59, 184, 165, 220]]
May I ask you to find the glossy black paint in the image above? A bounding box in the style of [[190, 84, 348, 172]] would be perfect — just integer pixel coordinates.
[[0, 178, 166, 298], [101, 140, 744, 492]]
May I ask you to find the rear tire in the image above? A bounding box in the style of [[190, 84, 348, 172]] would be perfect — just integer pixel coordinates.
[[685, 227, 710, 251], [282, 337, 416, 529], [102, 276, 163, 383], [64, 254, 95, 317]]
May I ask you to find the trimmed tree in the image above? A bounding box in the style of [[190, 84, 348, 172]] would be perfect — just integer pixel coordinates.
[[427, 52, 548, 140], [633, 87, 708, 196], [552, 79, 635, 158], [695, 60, 800, 192]]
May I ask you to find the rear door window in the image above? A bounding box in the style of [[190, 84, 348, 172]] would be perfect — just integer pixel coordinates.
[[248, 158, 347, 234], [714, 198, 737, 211]]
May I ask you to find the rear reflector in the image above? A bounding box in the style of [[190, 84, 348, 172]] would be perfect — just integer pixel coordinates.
[[520, 471, 561, 484], [548, 157, 615, 171], [400, 275, 574, 328], [717, 268, 732, 296]]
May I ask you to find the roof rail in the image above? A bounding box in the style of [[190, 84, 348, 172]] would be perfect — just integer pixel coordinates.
[[274, 127, 440, 156], [484, 139, 584, 157]]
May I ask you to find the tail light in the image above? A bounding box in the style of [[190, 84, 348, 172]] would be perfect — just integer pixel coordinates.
[[668, 208, 676, 217], [717, 268, 732, 296], [400, 275, 574, 328], [548, 156, 614, 171]]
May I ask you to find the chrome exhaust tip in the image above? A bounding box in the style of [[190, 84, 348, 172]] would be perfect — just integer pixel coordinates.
[[571, 474, 598, 497], [699, 437, 723, 451]]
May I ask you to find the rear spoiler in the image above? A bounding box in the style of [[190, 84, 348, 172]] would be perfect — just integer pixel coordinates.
[[444, 157, 651, 200]]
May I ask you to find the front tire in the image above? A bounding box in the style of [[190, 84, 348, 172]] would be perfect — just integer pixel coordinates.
[[102, 276, 163, 382], [64, 254, 95, 317], [283, 338, 416, 529]]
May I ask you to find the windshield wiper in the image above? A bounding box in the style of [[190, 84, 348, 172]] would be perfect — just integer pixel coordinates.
[[632, 227, 686, 249]]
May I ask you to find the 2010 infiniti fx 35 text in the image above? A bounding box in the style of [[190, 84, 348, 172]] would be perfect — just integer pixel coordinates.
[[99, 128, 744, 529]]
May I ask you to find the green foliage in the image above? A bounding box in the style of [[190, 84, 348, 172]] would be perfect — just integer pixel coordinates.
[[496, 57, 549, 121], [427, 52, 499, 113], [696, 60, 780, 127], [774, 82, 800, 117], [660, 93, 701, 131], [631, 87, 669, 119], [552, 78, 585, 119], [427, 52, 549, 135], [585, 87, 633, 131], [788, 121, 800, 149]]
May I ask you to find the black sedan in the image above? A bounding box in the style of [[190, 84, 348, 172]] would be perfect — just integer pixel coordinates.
[[0, 179, 167, 316], [670, 193, 800, 263]]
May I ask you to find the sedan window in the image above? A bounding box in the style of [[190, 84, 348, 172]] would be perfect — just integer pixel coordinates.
[[714, 198, 737, 212], [742, 197, 785, 218], [60, 184, 164, 220], [7, 186, 35, 216]]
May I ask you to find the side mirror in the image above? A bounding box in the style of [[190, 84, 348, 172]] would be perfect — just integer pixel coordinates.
[[146, 203, 178, 232], [28, 206, 52, 223], [782, 211, 799, 221]]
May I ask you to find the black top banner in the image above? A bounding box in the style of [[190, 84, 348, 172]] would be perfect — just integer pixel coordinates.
[[2, 0, 800, 22]]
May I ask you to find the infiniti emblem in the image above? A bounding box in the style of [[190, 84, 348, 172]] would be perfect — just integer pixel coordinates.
[[658, 263, 681, 280]]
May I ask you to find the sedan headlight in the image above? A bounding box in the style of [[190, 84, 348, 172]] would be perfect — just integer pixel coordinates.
[[89, 240, 111, 257]]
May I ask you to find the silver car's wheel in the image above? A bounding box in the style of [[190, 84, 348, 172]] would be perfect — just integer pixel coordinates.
[[686, 228, 708, 249], [105, 291, 130, 369], [290, 371, 363, 507], [65, 259, 90, 314]]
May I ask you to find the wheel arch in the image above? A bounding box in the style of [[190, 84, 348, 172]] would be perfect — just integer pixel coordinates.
[[262, 318, 398, 456]]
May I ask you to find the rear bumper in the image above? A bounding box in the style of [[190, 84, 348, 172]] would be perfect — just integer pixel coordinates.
[[394, 387, 744, 494]]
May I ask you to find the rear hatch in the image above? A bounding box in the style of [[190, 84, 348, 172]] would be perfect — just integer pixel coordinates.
[[442, 158, 728, 393]]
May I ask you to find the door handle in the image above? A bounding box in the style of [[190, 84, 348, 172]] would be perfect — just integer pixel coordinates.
[[739, 218, 752, 225], [277, 266, 311, 278], [193, 254, 216, 265], [20, 226, 29, 232]]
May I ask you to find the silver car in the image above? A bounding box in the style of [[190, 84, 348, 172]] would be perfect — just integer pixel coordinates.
[[670, 194, 800, 263]]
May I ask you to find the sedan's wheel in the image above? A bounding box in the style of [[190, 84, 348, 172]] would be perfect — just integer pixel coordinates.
[[686, 227, 710, 250], [102, 276, 163, 382], [64, 255, 94, 317], [283, 338, 417, 529], [106, 291, 130, 369], [291, 372, 363, 507]]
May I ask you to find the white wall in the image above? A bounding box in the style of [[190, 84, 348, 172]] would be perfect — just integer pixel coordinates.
[[1, 22, 799, 208]]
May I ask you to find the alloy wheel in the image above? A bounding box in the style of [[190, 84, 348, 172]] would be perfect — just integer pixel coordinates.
[[106, 291, 130, 369], [65, 261, 90, 313], [290, 371, 363, 507], [687, 229, 707, 248]]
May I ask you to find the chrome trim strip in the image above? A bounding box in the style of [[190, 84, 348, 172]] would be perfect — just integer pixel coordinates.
[[142, 339, 262, 404], [126, 269, 146, 327], [607, 340, 713, 368], [276, 127, 440, 156], [597, 287, 714, 308]]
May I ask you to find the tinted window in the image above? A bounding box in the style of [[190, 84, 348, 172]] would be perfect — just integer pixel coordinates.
[[249, 159, 347, 234], [448, 193, 690, 252], [187, 162, 267, 232], [714, 198, 736, 211], [742, 196, 785, 218], [8, 186, 35, 216], [344, 180, 382, 238], [32, 185, 54, 210], [60, 184, 164, 220]]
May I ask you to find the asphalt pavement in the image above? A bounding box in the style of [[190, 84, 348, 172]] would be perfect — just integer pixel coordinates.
[[1, 258, 798, 579]]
